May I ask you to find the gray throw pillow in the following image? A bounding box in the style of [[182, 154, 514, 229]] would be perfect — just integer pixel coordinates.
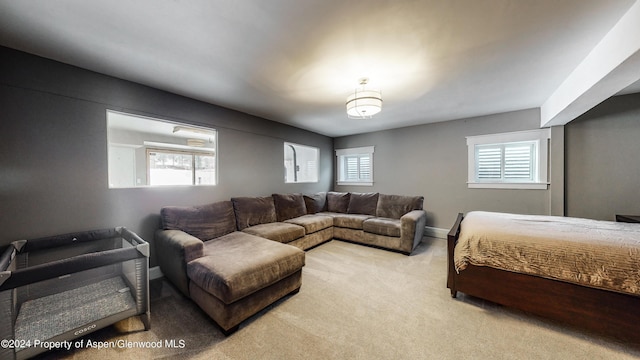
[[231, 196, 277, 230], [303, 192, 327, 214], [273, 193, 307, 221], [347, 192, 379, 215], [326, 192, 350, 213]]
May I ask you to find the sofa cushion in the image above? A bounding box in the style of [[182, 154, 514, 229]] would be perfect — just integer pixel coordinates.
[[303, 192, 327, 214], [272, 193, 307, 222], [285, 214, 333, 234], [331, 213, 374, 230], [161, 201, 236, 241], [189, 232, 305, 304], [347, 192, 379, 216], [363, 217, 402, 237], [231, 196, 277, 231], [376, 194, 424, 219], [326, 191, 350, 213], [242, 222, 305, 243]]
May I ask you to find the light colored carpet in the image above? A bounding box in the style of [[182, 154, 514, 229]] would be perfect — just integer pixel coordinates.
[[33, 238, 640, 359]]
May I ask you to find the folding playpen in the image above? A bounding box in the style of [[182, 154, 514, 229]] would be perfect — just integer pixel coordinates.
[[0, 227, 150, 360]]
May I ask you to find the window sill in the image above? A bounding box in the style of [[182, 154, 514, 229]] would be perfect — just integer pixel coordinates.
[[467, 182, 549, 190], [337, 181, 373, 186]]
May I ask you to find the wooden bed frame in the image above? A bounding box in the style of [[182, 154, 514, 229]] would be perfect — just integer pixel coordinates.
[[447, 213, 640, 344]]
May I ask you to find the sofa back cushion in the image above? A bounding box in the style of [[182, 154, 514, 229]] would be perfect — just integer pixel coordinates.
[[347, 192, 379, 216], [272, 193, 307, 221], [376, 194, 424, 219], [326, 191, 351, 213], [231, 196, 278, 230], [161, 201, 236, 241], [304, 192, 327, 214]]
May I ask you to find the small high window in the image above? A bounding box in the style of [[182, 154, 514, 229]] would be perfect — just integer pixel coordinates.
[[336, 146, 374, 186], [467, 129, 549, 189]]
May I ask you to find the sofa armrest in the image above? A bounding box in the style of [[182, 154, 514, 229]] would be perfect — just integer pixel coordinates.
[[155, 229, 204, 297], [401, 210, 427, 252]]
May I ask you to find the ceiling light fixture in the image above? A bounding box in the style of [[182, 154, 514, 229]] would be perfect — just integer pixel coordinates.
[[346, 78, 382, 119], [173, 125, 215, 136]]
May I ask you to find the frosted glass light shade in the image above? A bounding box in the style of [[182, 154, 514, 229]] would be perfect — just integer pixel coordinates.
[[346, 89, 382, 118]]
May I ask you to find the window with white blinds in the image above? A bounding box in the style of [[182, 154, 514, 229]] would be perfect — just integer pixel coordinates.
[[344, 154, 371, 181], [475, 141, 536, 182], [336, 146, 374, 186], [467, 129, 550, 190]]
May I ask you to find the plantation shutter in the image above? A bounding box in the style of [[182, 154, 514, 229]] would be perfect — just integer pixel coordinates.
[[345, 156, 359, 180], [344, 154, 371, 181], [359, 155, 371, 180], [476, 145, 502, 180], [475, 141, 535, 182], [504, 143, 533, 180]]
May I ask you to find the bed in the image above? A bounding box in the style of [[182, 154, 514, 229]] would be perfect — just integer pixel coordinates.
[[447, 211, 640, 343], [0, 227, 150, 360]]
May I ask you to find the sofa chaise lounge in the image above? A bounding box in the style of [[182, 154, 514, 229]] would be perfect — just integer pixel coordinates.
[[155, 192, 426, 334]]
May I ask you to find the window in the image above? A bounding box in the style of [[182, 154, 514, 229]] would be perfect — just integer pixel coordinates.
[[107, 110, 217, 188], [284, 142, 318, 183], [336, 146, 374, 186], [475, 142, 536, 181], [467, 129, 549, 189], [148, 149, 215, 186]]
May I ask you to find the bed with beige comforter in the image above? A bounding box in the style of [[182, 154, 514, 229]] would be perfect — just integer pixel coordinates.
[[454, 211, 640, 296]]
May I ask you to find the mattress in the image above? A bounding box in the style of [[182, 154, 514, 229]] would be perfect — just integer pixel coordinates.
[[15, 276, 136, 344], [454, 211, 640, 296]]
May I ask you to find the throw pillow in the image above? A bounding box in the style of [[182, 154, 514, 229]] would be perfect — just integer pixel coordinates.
[[347, 192, 379, 215], [303, 192, 327, 214], [326, 191, 350, 213], [231, 196, 277, 230], [272, 193, 307, 221]]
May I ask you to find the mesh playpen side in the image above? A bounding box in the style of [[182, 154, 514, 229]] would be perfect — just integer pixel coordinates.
[[0, 227, 150, 360]]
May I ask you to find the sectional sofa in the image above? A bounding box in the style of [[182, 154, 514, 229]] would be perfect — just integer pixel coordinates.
[[155, 191, 426, 334]]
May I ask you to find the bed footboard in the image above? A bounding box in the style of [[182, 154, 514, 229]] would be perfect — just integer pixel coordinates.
[[446, 213, 463, 298]]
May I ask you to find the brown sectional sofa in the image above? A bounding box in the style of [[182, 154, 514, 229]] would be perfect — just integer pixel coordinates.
[[318, 192, 427, 254], [155, 192, 426, 334]]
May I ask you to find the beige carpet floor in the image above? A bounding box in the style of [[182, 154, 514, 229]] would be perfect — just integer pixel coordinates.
[[32, 238, 640, 359]]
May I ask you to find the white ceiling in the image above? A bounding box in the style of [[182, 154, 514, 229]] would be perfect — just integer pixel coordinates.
[[1, 0, 639, 137]]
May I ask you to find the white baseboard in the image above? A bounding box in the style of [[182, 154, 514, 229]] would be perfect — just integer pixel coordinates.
[[149, 266, 164, 280], [424, 226, 448, 239]]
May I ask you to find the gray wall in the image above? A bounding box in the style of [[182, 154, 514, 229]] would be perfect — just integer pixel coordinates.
[[0, 47, 333, 264], [565, 92, 640, 221], [334, 108, 564, 229], [3, 44, 637, 262]]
